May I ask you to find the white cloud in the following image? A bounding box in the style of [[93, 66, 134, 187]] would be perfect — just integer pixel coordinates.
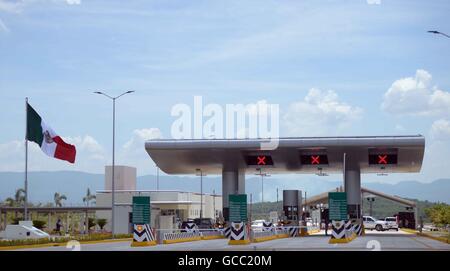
[[0, 0, 24, 13], [0, 135, 106, 173], [118, 128, 162, 174], [123, 128, 162, 152], [431, 119, 450, 140], [382, 69, 450, 116], [65, 0, 80, 5], [0, 18, 9, 32], [282, 88, 363, 136], [0, 129, 163, 175]]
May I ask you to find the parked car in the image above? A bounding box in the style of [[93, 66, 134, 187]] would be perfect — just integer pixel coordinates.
[[251, 220, 266, 232], [363, 216, 389, 231], [382, 217, 399, 231], [193, 218, 214, 229]]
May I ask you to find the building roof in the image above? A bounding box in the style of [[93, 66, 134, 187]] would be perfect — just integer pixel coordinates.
[[145, 136, 425, 174], [304, 187, 416, 207]]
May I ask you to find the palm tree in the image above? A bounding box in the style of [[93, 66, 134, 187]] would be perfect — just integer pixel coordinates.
[[3, 197, 15, 207], [82, 188, 96, 207], [14, 188, 26, 206], [54, 192, 67, 207]]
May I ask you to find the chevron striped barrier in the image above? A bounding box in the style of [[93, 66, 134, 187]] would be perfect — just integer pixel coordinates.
[[228, 222, 250, 245], [223, 226, 231, 238], [131, 224, 156, 247], [353, 222, 363, 236], [287, 226, 299, 237], [182, 222, 198, 233], [345, 220, 356, 241], [262, 222, 274, 232], [329, 220, 355, 243], [163, 231, 201, 244]]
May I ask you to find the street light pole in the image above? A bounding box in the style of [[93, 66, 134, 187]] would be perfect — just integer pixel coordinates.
[[428, 30, 450, 38], [213, 189, 216, 221], [156, 166, 160, 191], [255, 169, 270, 203], [196, 169, 206, 221], [94, 90, 134, 237]]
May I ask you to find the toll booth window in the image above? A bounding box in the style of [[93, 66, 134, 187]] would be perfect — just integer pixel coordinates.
[[368, 154, 397, 165], [300, 155, 329, 165], [246, 155, 274, 166]]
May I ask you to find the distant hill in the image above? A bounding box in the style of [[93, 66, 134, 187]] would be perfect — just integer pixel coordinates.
[[0, 171, 448, 204]]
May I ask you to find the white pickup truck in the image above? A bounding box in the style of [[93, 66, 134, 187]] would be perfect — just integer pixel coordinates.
[[363, 216, 389, 231], [382, 217, 399, 231]]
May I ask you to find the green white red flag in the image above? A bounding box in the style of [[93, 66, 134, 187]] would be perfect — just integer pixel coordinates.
[[26, 103, 76, 163]]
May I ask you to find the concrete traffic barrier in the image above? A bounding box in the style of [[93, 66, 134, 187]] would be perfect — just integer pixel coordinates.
[[353, 221, 363, 236], [181, 222, 198, 233], [345, 220, 356, 241], [228, 222, 250, 245], [329, 220, 352, 243], [252, 230, 276, 242], [275, 227, 290, 238], [287, 226, 299, 237], [131, 224, 156, 247], [223, 226, 231, 238], [262, 222, 274, 232], [200, 229, 225, 240]]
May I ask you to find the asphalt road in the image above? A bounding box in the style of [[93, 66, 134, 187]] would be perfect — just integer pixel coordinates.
[[11, 230, 450, 251]]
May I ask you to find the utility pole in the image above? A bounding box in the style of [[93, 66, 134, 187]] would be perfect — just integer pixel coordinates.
[[196, 169, 206, 221], [213, 189, 216, 221], [156, 166, 160, 191]]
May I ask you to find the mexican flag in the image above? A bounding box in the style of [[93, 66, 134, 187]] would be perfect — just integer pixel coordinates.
[[26, 103, 76, 163]]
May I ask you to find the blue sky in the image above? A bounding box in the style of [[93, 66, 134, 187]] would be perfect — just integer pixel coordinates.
[[0, 0, 449, 183]]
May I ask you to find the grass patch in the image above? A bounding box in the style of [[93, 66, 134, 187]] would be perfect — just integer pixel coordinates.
[[0, 233, 132, 247]]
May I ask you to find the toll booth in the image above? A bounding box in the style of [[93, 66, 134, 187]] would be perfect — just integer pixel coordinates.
[[283, 190, 302, 222], [396, 212, 416, 229]]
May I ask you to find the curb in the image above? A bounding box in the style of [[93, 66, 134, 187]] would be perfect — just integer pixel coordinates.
[[400, 228, 450, 244], [162, 236, 202, 244], [417, 232, 450, 244], [201, 235, 225, 240]]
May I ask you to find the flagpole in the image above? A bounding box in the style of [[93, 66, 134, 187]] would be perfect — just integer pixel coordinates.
[[24, 97, 28, 221]]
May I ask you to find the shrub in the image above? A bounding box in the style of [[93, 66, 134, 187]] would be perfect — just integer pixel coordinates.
[[88, 218, 97, 229], [32, 220, 46, 230], [96, 219, 107, 230]]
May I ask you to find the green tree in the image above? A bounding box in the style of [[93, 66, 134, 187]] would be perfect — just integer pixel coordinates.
[[88, 217, 97, 229], [96, 219, 107, 230], [54, 192, 67, 207], [425, 204, 450, 227], [3, 197, 15, 207], [15, 188, 26, 205], [83, 188, 96, 206]]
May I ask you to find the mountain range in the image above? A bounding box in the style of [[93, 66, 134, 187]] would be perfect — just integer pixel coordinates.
[[0, 171, 448, 204]]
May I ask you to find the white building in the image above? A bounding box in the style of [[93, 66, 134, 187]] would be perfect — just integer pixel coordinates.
[[96, 166, 222, 234]]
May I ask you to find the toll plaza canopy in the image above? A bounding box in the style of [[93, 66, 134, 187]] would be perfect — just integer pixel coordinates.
[[145, 135, 425, 221], [145, 135, 425, 175]]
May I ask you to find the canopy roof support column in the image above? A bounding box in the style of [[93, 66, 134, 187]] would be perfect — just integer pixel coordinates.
[[344, 154, 362, 219], [222, 167, 245, 222]]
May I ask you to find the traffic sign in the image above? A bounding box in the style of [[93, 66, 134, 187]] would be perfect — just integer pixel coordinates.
[[132, 196, 150, 224], [328, 192, 347, 221], [229, 194, 247, 222]]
